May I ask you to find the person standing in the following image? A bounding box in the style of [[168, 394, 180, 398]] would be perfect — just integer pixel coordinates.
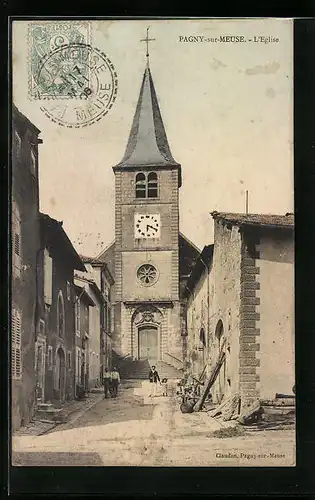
[[148, 365, 160, 397], [111, 367, 120, 398], [103, 368, 111, 399]]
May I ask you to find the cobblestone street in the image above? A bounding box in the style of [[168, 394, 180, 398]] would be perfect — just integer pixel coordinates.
[[13, 381, 295, 467]]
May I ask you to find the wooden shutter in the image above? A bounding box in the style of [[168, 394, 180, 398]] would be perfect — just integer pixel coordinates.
[[12, 308, 22, 379], [44, 249, 53, 305], [12, 201, 21, 278]]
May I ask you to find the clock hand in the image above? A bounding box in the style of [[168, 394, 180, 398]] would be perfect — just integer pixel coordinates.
[[146, 224, 157, 231]]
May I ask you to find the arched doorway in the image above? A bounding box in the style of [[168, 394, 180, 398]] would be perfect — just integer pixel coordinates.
[[56, 347, 66, 401], [215, 320, 226, 403], [138, 325, 158, 361]]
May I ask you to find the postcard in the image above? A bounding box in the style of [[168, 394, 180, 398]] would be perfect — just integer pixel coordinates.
[[11, 18, 295, 467]]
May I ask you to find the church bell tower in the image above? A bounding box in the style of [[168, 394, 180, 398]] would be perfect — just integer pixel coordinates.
[[112, 30, 183, 365]]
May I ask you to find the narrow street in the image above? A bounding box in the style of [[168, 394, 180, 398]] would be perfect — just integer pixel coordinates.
[[13, 381, 295, 467]]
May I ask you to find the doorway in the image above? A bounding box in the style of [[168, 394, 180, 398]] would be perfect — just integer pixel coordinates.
[[138, 326, 158, 361], [56, 347, 66, 401]]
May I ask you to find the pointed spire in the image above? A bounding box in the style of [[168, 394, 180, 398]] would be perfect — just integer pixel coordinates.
[[114, 28, 179, 169], [115, 65, 179, 168]]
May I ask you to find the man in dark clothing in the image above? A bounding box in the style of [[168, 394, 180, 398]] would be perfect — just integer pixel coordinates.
[[103, 368, 111, 399], [148, 365, 160, 397]]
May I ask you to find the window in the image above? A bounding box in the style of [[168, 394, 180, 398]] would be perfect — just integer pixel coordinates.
[[135, 172, 158, 199], [104, 302, 108, 330], [107, 305, 111, 333], [39, 319, 45, 337], [57, 291, 65, 338], [75, 298, 80, 335], [14, 130, 21, 159], [30, 149, 36, 175], [67, 351, 72, 369], [137, 263, 159, 286], [47, 346, 53, 369], [67, 281, 71, 301], [148, 172, 158, 198], [12, 201, 21, 278], [44, 249, 53, 305], [12, 308, 22, 379], [135, 173, 146, 198]]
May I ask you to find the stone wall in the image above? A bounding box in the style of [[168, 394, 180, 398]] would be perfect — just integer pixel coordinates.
[[258, 231, 294, 398]]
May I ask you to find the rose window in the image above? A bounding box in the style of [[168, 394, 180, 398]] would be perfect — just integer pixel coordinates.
[[137, 264, 158, 286]]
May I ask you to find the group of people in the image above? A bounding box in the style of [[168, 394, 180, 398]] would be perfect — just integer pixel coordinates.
[[148, 365, 169, 397], [103, 364, 169, 399], [103, 367, 120, 399]]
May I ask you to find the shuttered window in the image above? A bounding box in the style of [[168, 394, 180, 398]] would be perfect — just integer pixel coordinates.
[[44, 249, 53, 305], [12, 308, 22, 379], [12, 201, 21, 278]]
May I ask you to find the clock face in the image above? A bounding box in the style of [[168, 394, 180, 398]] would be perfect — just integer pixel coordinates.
[[135, 213, 161, 239]]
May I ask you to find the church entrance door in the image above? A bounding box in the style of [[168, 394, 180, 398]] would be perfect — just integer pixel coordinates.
[[138, 326, 158, 361]]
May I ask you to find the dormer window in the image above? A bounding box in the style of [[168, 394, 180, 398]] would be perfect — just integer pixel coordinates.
[[135, 172, 158, 199]]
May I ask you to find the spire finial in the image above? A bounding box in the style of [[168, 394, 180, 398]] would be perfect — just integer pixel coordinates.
[[140, 26, 155, 65]]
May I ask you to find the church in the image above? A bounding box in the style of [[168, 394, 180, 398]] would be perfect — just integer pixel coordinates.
[[97, 47, 199, 372]]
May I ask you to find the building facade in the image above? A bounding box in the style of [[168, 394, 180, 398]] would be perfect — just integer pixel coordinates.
[[37, 213, 86, 404], [185, 245, 214, 381], [11, 105, 42, 431], [77, 257, 114, 383], [185, 212, 295, 406]]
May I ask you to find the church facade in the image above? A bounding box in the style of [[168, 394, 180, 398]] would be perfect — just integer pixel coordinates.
[[98, 62, 199, 369]]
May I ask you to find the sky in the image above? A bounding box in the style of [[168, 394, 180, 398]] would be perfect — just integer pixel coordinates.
[[12, 19, 293, 256]]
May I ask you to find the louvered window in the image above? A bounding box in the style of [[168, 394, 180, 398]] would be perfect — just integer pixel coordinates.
[[12, 201, 21, 278], [12, 308, 22, 379], [148, 172, 158, 198], [14, 233, 20, 255], [135, 172, 159, 199]]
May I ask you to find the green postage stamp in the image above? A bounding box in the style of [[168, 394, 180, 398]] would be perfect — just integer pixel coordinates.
[[28, 21, 92, 100]]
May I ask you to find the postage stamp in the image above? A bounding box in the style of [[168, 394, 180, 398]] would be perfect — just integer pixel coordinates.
[[28, 21, 92, 100], [37, 44, 118, 128]]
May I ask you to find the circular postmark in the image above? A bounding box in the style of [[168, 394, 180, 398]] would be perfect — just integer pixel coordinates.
[[33, 43, 118, 127]]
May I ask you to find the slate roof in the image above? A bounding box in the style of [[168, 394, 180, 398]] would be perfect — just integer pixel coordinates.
[[211, 211, 294, 229], [114, 66, 179, 168]]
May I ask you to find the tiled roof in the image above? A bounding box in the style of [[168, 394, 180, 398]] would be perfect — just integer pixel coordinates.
[[211, 211, 294, 229], [79, 254, 105, 265]]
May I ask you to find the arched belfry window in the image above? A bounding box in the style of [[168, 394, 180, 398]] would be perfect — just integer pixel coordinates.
[[148, 172, 158, 198], [135, 172, 158, 199], [135, 173, 146, 198]]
